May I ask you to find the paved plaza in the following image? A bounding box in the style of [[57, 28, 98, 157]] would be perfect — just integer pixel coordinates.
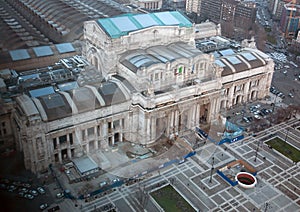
[[69, 118, 300, 212]]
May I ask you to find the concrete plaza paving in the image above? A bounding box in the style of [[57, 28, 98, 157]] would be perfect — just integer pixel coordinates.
[[56, 118, 300, 212]]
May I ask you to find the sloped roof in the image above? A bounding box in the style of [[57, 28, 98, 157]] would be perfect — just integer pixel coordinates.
[[214, 49, 266, 77], [97, 11, 192, 39], [120, 42, 202, 73]]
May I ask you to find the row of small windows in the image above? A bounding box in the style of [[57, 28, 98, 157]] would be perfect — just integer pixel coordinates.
[[52, 119, 124, 150], [223, 79, 260, 96], [149, 63, 205, 81], [53, 134, 73, 149]]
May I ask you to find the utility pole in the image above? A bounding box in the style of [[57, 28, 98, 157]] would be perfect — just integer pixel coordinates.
[[254, 140, 260, 162], [209, 157, 215, 183], [284, 128, 290, 144]]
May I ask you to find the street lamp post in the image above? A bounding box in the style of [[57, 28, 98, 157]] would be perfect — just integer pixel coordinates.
[[209, 157, 215, 183], [272, 94, 278, 112], [254, 140, 260, 162], [284, 128, 290, 143]]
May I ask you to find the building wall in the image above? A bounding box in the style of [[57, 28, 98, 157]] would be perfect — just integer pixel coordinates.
[[280, 4, 300, 38], [193, 0, 256, 30], [10, 21, 274, 175], [134, 0, 162, 10], [186, 0, 201, 14], [0, 101, 15, 153], [83, 21, 195, 79]]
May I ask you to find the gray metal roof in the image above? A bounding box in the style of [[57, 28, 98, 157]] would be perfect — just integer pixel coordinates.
[[72, 156, 98, 175], [55, 43, 75, 53], [98, 81, 127, 105], [120, 42, 202, 73], [69, 87, 101, 112], [29, 86, 55, 98], [38, 93, 72, 121], [9, 49, 31, 61], [58, 81, 79, 91], [33, 46, 54, 57]]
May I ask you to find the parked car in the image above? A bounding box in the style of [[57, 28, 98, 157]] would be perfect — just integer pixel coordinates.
[[19, 187, 28, 193], [288, 93, 294, 98], [24, 193, 34, 200], [37, 187, 45, 194], [99, 181, 107, 187], [40, 203, 48, 210], [111, 178, 120, 184], [30, 189, 38, 196], [243, 117, 250, 123], [56, 192, 64, 199], [18, 191, 25, 198], [7, 185, 16, 192], [254, 115, 261, 119]]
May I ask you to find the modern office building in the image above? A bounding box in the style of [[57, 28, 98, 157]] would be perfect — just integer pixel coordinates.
[[3, 11, 274, 174], [186, 0, 257, 30], [280, 2, 300, 39]]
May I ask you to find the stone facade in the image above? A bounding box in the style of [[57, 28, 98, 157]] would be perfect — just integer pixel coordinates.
[[9, 12, 274, 174]]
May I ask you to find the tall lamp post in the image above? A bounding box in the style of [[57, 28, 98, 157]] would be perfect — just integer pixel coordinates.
[[254, 140, 260, 162], [272, 94, 278, 112], [209, 157, 215, 183], [284, 128, 290, 143]]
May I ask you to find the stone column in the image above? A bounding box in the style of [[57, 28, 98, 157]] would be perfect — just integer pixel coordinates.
[[174, 110, 179, 133], [228, 85, 235, 108], [170, 110, 174, 132], [151, 116, 156, 142], [244, 80, 251, 102], [195, 104, 200, 126], [66, 134, 71, 159]]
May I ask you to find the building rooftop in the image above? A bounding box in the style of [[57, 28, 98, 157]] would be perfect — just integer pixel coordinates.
[[97, 11, 193, 38], [196, 37, 268, 76], [120, 42, 202, 72], [72, 156, 99, 175]]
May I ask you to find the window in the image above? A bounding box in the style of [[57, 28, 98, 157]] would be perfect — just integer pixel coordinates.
[[82, 130, 85, 140], [235, 85, 241, 92], [59, 135, 67, 144], [53, 138, 57, 149], [108, 122, 113, 133], [69, 133, 73, 145], [87, 127, 94, 136], [154, 73, 159, 81], [97, 125, 100, 136], [199, 62, 204, 69], [2, 122, 5, 127], [54, 154, 59, 162], [3, 129, 6, 135], [174, 66, 184, 75], [113, 120, 120, 129]]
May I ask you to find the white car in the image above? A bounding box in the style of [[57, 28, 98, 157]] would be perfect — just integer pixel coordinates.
[[111, 178, 120, 184], [24, 193, 34, 200], [254, 115, 261, 119], [99, 181, 107, 187], [56, 192, 64, 198], [37, 187, 45, 194], [30, 189, 38, 196]]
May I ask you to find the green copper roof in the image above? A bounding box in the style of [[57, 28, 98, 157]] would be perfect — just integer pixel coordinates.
[[97, 11, 193, 39]]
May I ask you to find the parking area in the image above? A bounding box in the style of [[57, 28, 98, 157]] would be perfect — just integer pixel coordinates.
[[221, 101, 279, 132]]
